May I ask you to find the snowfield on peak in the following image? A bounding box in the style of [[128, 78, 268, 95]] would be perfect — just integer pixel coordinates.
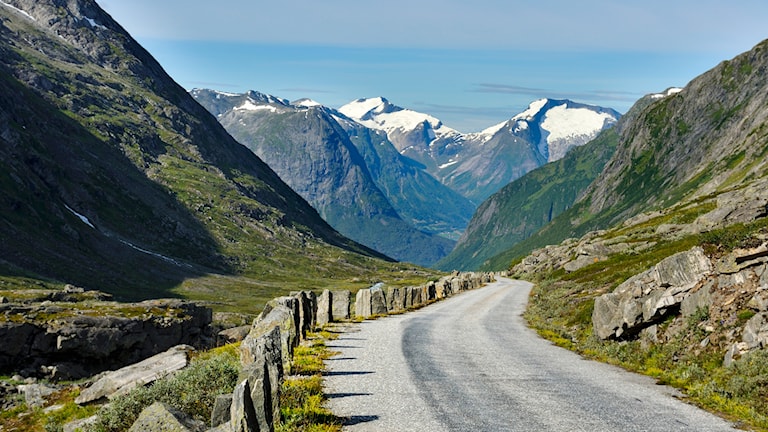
[[541, 105, 617, 143], [513, 98, 549, 121], [234, 100, 282, 113], [294, 98, 322, 108], [339, 97, 458, 136]]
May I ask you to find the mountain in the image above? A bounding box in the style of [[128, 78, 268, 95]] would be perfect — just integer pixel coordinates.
[[191, 89, 457, 266], [489, 39, 768, 270], [330, 111, 475, 240], [436, 128, 620, 271], [437, 90, 673, 271], [339, 97, 621, 203], [0, 0, 418, 312], [505, 40, 768, 429]]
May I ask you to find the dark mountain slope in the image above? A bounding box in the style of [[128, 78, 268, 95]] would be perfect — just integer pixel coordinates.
[[0, 0, 399, 307], [192, 90, 454, 266]]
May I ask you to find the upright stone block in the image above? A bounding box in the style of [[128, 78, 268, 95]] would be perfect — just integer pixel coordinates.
[[370, 286, 388, 315], [385, 287, 405, 312], [317, 290, 331, 326], [355, 289, 372, 318], [331, 290, 351, 321]]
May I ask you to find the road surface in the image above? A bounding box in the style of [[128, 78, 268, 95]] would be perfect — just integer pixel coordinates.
[[323, 277, 737, 431]]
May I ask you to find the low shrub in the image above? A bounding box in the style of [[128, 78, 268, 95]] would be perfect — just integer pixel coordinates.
[[85, 345, 240, 432]]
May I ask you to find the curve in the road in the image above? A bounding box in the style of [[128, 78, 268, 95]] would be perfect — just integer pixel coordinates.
[[324, 278, 737, 431]]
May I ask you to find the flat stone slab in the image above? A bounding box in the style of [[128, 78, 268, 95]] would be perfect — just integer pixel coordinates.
[[75, 345, 193, 404]]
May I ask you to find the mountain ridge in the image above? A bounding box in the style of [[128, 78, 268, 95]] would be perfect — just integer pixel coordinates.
[[340, 96, 621, 202], [191, 89, 459, 266], [483, 39, 768, 271], [0, 0, 416, 311]]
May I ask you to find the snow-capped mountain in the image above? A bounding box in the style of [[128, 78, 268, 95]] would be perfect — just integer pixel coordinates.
[[191, 89, 473, 265], [339, 97, 621, 203], [338, 97, 461, 144], [480, 99, 621, 162]]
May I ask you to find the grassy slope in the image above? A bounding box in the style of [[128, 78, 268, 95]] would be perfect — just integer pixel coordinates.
[[512, 40, 768, 430], [437, 128, 618, 271], [0, 3, 442, 314]]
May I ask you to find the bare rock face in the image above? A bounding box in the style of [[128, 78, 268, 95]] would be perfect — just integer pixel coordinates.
[[0, 298, 211, 380], [593, 247, 713, 340]]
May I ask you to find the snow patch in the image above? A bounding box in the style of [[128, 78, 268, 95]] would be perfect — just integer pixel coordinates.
[[338, 97, 391, 120], [439, 159, 460, 169], [541, 105, 616, 143], [295, 99, 321, 108], [65, 205, 94, 228], [340, 98, 461, 140], [512, 99, 548, 121], [0, 1, 35, 20], [480, 120, 507, 137], [119, 240, 190, 267], [84, 16, 107, 30], [234, 100, 279, 113], [651, 87, 683, 99], [214, 90, 240, 98]]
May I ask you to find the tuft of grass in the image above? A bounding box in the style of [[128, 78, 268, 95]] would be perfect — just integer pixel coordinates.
[[278, 331, 342, 432]]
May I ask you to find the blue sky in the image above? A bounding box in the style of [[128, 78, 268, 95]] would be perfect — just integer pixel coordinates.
[[97, 1, 767, 132]]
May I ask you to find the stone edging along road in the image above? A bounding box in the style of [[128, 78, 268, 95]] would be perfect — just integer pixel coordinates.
[[323, 277, 738, 432]]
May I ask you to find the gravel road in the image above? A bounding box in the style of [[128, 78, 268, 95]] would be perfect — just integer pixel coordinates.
[[324, 277, 738, 431]]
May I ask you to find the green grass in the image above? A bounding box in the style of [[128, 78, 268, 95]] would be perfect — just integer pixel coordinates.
[[278, 330, 342, 432], [83, 344, 241, 432]]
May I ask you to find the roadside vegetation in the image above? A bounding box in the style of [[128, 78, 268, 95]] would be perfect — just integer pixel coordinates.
[[4, 329, 343, 432], [521, 209, 768, 431]]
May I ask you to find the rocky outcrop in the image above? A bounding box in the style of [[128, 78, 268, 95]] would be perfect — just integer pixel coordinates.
[[75, 345, 194, 405], [0, 297, 212, 380], [128, 401, 206, 432], [593, 247, 713, 340]]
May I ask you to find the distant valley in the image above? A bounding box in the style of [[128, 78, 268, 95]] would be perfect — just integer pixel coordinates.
[[193, 90, 620, 265]]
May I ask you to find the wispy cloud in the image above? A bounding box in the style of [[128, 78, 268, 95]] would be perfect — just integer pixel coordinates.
[[473, 84, 641, 103], [279, 87, 336, 94]]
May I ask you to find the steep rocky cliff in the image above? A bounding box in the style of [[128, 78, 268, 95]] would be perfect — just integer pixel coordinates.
[[191, 90, 457, 266], [507, 39, 768, 429], [0, 0, 400, 307]]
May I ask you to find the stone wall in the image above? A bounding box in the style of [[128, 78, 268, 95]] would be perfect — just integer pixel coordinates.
[[94, 275, 495, 431], [353, 272, 495, 319]]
